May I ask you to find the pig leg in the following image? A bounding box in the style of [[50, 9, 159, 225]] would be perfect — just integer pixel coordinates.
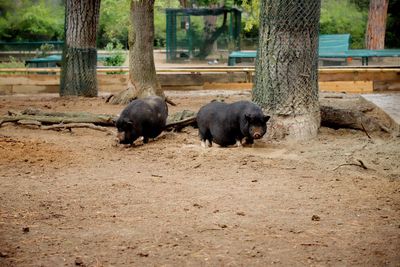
[[236, 140, 243, 147], [199, 128, 212, 148]]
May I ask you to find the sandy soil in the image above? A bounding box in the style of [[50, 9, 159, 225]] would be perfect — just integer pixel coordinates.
[[0, 91, 399, 267]]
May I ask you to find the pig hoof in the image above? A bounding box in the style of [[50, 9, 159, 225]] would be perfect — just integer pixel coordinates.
[[201, 140, 212, 148], [206, 140, 212, 147], [201, 140, 207, 148]]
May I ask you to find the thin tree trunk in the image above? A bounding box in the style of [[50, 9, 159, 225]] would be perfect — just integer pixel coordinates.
[[198, 6, 227, 60], [60, 0, 101, 97], [365, 0, 389, 49], [129, 0, 163, 98], [108, 0, 163, 104], [253, 0, 321, 141]]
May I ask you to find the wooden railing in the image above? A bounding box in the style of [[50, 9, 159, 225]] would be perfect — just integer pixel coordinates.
[[0, 67, 399, 94]]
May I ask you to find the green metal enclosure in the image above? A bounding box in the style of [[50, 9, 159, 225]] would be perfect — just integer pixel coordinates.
[[165, 8, 241, 62]]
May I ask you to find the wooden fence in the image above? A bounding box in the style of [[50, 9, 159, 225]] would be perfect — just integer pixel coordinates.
[[0, 67, 399, 95]]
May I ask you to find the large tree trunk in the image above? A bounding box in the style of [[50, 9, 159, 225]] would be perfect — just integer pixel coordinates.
[[365, 0, 389, 49], [108, 0, 163, 105], [252, 0, 321, 141], [60, 0, 100, 97]]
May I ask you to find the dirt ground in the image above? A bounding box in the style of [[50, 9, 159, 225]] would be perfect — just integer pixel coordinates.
[[0, 91, 399, 267]]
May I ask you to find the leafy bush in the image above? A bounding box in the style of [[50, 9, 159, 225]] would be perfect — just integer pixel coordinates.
[[98, 0, 130, 48], [0, 56, 25, 70], [320, 0, 368, 48], [104, 42, 126, 67], [240, 0, 368, 49], [0, 0, 63, 41]]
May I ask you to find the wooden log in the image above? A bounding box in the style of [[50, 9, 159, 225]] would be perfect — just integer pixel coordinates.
[[320, 105, 384, 132], [0, 110, 116, 126]]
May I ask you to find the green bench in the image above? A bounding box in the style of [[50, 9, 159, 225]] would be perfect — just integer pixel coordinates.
[[228, 34, 400, 66], [25, 54, 110, 68], [318, 34, 400, 65]]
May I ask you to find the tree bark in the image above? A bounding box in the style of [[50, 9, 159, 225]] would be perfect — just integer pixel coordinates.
[[60, 0, 101, 97], [108, 0, 164, 105], [252, 0, 321, 141], [320, 105, 384, 132], [365, 0, 389, 49]]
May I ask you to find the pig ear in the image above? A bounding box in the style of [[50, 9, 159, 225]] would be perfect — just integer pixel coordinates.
[[244, 114, 253, 121], [123, 119, 133, 128], [263, 115, 271, 123]]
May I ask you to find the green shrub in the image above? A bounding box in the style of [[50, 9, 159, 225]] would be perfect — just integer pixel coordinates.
[[0, 0, 63, 41], [104, 42, 126, 67], [320, 0, 367, 48], [0, 56, 25, 70]]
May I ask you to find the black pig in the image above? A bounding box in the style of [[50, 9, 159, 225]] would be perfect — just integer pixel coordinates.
[[196, 101, 270, 147], [116, 96, 168, 145]]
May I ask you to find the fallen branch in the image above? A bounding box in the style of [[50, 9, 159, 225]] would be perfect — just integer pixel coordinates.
[[1, 109, 198, 135], [360, 122, 372, 139], [41, 123, 115, 135], [165, 97, 177, 106], [165, 116, 197, 131], [1, 110, 116, 126], [165, 110, 197, 131], [333, 159, 368, 171]]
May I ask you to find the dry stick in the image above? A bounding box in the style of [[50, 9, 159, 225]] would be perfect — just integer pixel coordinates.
[[360, 122, 372, 139], [105, 94, 114, 103], [165, 97, 177, 106], [165, 116, 197, 131], [41, 123, 115, 135], [356, 159, 368, 169], [332, 160, 368, 171]]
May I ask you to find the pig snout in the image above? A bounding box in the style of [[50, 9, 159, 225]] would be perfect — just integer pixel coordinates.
[[253, 132, 262, 139], [117, 131, 125, 143], [251, 127, 265, 139]]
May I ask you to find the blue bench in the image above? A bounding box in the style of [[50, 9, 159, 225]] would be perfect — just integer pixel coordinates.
[[228, 34, 400, 66]]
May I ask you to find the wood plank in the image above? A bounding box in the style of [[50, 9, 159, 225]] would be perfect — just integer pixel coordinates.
[[319, 81, 373, 93], [1, 69, 398, 95], [0, 74, 59, 85]]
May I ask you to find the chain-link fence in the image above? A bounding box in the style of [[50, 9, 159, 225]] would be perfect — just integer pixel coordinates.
[[253, 0, 321, 116], [165, 8, 241, 61]]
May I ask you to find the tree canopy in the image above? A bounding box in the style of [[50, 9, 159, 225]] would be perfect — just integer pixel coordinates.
[[0, 0, 399, 49]]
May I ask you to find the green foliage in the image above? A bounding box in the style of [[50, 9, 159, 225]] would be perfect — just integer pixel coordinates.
[[38, 43, 55, 57], [0, 0, 63, 41], [98, 0, 181, 48], [104, 42, 126, 66], [98, 0, 130, 48], [320, 0, 367, 48], [240, 0, 368, 49], [241, 0, 260, 32], [386, 0, 400, 48], [0, 56, 25, 69]]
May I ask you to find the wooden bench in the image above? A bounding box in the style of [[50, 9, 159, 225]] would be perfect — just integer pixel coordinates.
[[228, 34, 400, 66]]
